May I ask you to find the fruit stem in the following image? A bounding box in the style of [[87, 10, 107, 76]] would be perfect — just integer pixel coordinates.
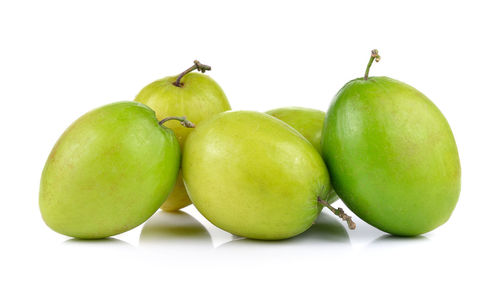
[[364, 49, 381, 80], [317, 197, 356, 230], [158, 116, 196, 128], [173, 60, 211, 87]]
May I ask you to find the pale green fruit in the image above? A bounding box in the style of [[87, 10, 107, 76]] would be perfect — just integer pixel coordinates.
[[182, 111, 335, 240], [266, 107, 325, 151], [39, 102, 181, 239], [135, 61, 231, 211], [266, 107, 338, 203]]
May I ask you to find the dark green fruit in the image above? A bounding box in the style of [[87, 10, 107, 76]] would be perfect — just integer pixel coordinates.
[[321, 50, 461, 236]]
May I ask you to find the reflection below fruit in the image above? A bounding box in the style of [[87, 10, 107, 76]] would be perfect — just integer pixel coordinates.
[[140, 210, 213, 250], [63, 238, 133, 247], [296, 212, 351, 243], [369, 234, 430, 248], [218, 212, 351, 252]]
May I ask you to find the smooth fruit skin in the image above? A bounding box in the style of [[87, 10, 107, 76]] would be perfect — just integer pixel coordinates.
[[39, 102, 180, 239], [322, 77, 461, 236], [266, 107, 325, 152], [183, 111, 332, 240], [266, 106, 339, 203], [135, 72, 230, 211]]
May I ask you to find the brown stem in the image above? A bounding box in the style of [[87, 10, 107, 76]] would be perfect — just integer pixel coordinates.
[[158, 116, 195, 128], [173, 60, 211, 87], [317, 197, 356, 230]]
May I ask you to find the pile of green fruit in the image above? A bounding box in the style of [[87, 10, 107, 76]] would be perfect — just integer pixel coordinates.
[[39, 50, 461, 240]]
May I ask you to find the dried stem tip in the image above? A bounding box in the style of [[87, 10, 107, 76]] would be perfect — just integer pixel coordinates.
[[173, 60, 211, 87], [317, 197, 356, 230]]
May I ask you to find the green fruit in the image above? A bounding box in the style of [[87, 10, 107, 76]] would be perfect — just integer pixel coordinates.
[[39, 101, 182, 239], [266, 107, 325, 151], [135, 60, 231, 212], [183, 111, 350, 240], [321, 50, 461, 236], [266, 106, 338, 203]]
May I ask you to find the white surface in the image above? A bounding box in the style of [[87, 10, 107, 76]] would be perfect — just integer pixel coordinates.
[[1, 1, 499, 301]]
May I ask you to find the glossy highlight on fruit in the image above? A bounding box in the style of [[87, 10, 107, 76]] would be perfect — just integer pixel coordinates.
[[321, 50, 461, 236], [182, 111, 335, 240], [135, 60, 231, 211], [39, 102, 181, 239]]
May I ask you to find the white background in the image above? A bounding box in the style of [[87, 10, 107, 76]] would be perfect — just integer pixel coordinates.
[[1, 1, 499, 301]]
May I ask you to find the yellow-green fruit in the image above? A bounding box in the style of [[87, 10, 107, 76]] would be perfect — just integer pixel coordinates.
[[183, 111, 333, 240], [135, 61, 231, 211], [266, 107, 325, 151], [39, 102, 181, 239], [266, 107, 338, 203]]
